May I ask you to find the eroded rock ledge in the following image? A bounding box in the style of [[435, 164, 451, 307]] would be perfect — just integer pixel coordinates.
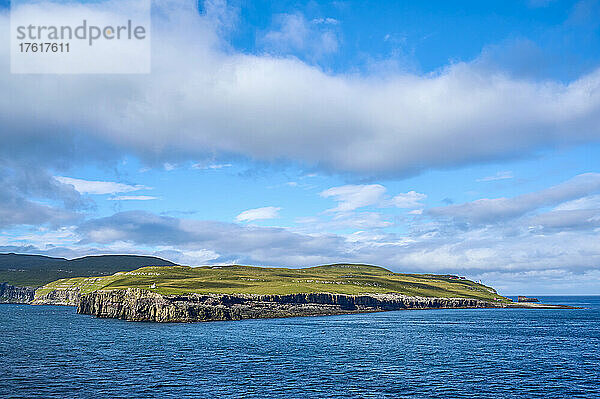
[[31, 287, 81, 306], [0, 282, 36, 303], [77, 289, 509, 322]]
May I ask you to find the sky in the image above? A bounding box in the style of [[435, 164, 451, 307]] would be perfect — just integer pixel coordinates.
[[1, 0, 600, 295]]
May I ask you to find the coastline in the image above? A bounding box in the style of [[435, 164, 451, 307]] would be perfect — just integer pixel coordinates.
[[74, 290, 580, 322], [1, 282, 580, 323], [75, 289, 506, 322]]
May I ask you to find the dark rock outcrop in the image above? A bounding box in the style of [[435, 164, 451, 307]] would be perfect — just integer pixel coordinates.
[[517, 296, 539, 302], [78, 289, 506, 322], [0, 282, 36, 304]]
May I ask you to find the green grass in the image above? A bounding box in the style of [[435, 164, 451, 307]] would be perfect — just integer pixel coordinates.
[[35, 264, 510, 302]]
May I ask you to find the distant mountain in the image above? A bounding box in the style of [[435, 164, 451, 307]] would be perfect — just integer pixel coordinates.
[[0, 253, 66, 269], [0, 253, 177, 287]]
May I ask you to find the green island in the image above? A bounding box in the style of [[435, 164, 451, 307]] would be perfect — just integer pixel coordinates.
[[1, 254, 574, 323], [35, 263, 508, 302]]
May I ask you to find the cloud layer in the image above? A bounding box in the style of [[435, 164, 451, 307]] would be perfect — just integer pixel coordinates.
[[2, 171, 599, 294], [321, 184, 426, 212], [0, 163, 85, 228], [1, 1, 600, 177], [429, 173, 600, 225], [54, 176, 149, 195]]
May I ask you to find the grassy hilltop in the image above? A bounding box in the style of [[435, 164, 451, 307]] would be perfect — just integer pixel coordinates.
[[36, 264, 509, 302]]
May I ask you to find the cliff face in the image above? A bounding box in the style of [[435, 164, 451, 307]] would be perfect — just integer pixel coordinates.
[[31, 288, 81, 306], [0, 282, 36, 303], [77, 289, 504, 322]]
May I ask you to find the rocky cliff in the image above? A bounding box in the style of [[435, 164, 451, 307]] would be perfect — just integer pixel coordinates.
[[31, 287, 81, 306], [77, 289, 506, 322], [0, 282, 82, 305], [0, 282, 36, 303]]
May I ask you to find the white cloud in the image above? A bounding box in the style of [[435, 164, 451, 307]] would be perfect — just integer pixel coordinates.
[[108, 195, 158, 201], [429, 173, 600, 225], [153, 247, 220, 266], [263, 13, 308, 50], [296, 212, 392, 231], [192, 163, 232, 170], [554, 194, 600, 211], [261, 13, 339, 57], [474, 269, 600, 296], [321, 184, 426, 212], [389, 191, 427, 208], [236, 206, 281, 222], [312, 17, 339, 25], [54, 176, 149, 195], [527, 209, 600, 232], [477, 171, 514, 182], [321, 184, 386, 212], [163, 163, 177, 171]]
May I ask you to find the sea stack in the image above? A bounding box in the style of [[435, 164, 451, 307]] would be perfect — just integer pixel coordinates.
[[517, 296, 540, 303]]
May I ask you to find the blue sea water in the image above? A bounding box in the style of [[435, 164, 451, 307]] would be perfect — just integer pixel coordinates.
[[1, 296, 599, 398]]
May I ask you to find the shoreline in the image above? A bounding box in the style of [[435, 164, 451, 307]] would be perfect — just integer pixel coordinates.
[[74, 289, 580, 323], [1, 282, 581, 323]]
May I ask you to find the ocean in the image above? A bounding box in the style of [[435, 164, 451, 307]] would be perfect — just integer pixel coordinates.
[[1, 296, 599, 398]]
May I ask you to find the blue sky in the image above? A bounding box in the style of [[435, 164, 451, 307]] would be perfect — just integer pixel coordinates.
[[1, 0, 600, 294]]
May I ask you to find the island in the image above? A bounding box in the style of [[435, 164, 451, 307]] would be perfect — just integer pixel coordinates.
[[0, 261, 571, 322], [0, 254, 576, 322]]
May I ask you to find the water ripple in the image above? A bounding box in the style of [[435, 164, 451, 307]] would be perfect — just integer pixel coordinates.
[[1, 297, 599, 398]]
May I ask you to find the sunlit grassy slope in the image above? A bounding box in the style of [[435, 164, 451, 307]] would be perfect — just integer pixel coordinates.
[[36, 264, 509, 302]]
